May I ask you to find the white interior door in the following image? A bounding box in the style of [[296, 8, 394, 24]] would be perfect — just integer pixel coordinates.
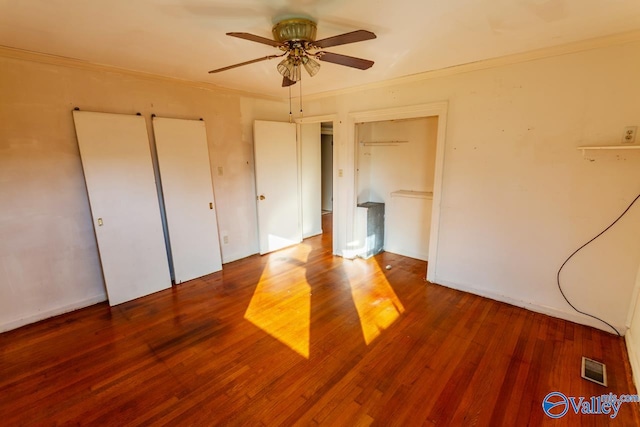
[[73, 111, 171, 306], [152, 117, 222, 283], [300, 122, 322, 238], [254, 120, 301, 254]]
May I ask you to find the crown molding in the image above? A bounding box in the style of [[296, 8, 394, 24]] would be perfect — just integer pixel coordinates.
[[0, 45, 282, 102], [3, 29, 639, 103], [301, 29, 640, 101]]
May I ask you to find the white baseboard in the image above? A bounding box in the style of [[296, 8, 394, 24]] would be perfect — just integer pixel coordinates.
[[433, 277, 627, 335], [626, 330, 640, 389], [303, 229, 323, 239], [222, 250, 258, 264], [384, 247, 428, 262], [0, 294, 107, 333]]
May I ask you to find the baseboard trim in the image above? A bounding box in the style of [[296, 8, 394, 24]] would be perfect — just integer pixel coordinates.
[[303, 230, 323, 239], [626, 331, 640, 389], [432, 277, 627, 335], [384, 248, 428, 262], [0, 294, 107, 333], [222, 250, 259, 265]]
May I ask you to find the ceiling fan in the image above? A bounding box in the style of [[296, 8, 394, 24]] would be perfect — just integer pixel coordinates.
[[208, 18, 376, 87]]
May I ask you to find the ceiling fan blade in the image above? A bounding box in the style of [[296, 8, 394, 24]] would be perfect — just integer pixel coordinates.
[[227, 32, 283, 47], [208, 55, 280, 73], [317, 52, 374, 70], [282, 76, 297, 87], [313, 30, 376, 49]]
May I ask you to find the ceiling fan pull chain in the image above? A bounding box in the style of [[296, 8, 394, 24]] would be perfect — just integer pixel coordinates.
[[288, 85, 293, 123], [299, 75, 303, 118]]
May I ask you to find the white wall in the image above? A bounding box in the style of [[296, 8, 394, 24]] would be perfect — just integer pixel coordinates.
[[305, 39, 640, 333], [386, 193, 433, 261], [0, 55, 288, 331]]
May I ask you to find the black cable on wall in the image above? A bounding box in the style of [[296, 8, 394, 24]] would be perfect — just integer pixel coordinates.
[[556, 193, 640, 336]]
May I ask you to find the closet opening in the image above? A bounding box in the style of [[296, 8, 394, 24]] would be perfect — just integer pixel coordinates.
[[355, 116, 438, 263]]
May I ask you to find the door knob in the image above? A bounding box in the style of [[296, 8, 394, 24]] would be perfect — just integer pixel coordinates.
[[259, 195, 266, 200]]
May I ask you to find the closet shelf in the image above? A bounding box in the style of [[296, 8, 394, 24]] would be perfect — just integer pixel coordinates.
[[391, 190, 433, 199], [360, 140, 408, 146]]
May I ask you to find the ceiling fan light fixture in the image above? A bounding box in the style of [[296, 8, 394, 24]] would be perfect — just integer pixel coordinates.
[[209, 18, 376, 92], [278, 56, 304, 81], [302, 56, 320, 77]]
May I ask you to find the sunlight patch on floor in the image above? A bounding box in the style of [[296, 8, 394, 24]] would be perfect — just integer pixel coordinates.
[[266, 234, 300, 254], [348, 260, 405, 345], [244, 244, 312, 358]]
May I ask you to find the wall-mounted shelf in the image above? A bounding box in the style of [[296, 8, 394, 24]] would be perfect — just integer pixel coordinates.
[[577, 145, 640, 156], [360, 140, 408, 146]]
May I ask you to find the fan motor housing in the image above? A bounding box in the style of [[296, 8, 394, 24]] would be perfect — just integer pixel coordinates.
[[272, 18, 317, 43]]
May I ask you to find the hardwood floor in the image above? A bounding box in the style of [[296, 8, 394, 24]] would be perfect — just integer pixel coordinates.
[[2, 214, 639, 426]]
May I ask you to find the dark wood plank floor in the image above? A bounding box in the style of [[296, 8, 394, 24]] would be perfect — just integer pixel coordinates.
[[1, 214, 639, 426]]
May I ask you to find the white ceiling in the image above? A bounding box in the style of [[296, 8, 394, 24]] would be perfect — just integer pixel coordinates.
[[1, 0, 640, 97]]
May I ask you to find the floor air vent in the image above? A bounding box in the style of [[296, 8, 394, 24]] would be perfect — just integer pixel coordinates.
[[581, 357, 607, 386]]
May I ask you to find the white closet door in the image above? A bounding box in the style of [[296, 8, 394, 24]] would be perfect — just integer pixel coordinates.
[[152, 117, 222, 283], [73, 111, 171, 306]]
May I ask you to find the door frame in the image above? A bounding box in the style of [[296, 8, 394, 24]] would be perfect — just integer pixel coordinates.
[[295, 114, 339, 255], [347, 102, 448, 282]]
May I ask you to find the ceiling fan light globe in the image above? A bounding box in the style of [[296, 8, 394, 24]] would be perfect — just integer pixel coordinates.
[[277, 58, 293, 78], [302, 56, 321, 77], [290, 64, 302, 82]]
